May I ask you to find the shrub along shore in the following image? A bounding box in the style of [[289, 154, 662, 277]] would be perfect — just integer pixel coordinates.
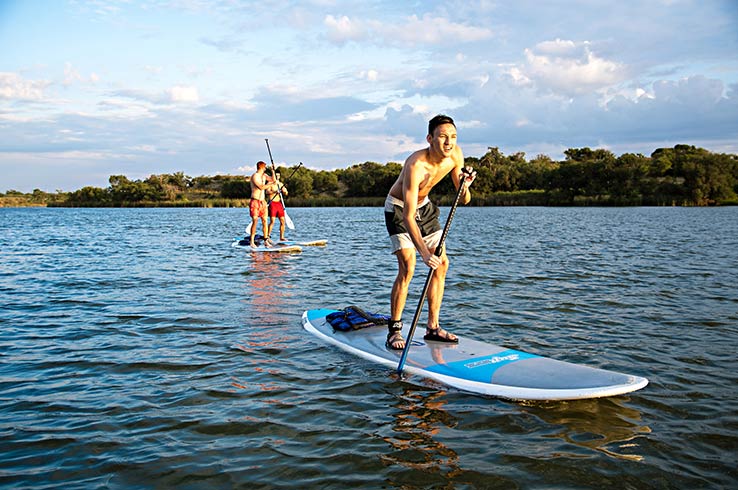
[[3, 145, 737, 207]]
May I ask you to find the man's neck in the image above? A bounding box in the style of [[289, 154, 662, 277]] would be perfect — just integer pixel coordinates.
[[426, 146, 446, 165]]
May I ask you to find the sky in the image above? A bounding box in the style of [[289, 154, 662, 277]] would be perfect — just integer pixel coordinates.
[[1, 0, 737, 193]]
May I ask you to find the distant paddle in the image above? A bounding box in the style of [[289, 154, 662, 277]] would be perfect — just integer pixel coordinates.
[[397, 167, 472, 375], [266, 162, 302, 205], [264, 139, 295, 230]]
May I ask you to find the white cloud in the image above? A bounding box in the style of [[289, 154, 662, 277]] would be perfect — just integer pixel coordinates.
[[359, 69, 379, 81], [519, 39, 627, 96], [473, 73, 490, 88], [377, 14, 493, 46], [505, 66, 530, 86], [63, 63, 83, 86], [652, 75, 725, 104], [168, 85, 199, 103], [534, 38, 578, 56], [324, 14, 493, 47], [63, 63, 100, 86], [324, 15, 365, 44], [0, 72, 49, 101]]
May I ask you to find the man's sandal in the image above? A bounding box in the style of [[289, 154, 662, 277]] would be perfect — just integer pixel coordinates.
[[386, 329, 406, 350], [423, 327, 459, 344]]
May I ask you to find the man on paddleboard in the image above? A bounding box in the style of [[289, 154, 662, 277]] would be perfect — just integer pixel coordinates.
[[266, 172, 289, 242], [249, 161, 278, 248], [384, 114, 476, 350]]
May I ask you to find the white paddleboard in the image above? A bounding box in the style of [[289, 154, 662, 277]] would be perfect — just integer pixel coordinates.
[[278, 239, 328, 246], [231, 239, 302, 253], [302, 309, 648, 401]]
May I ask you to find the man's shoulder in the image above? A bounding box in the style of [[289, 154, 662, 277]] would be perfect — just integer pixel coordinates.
[[406, 148, 430, 165], [452, 144, 464, 161], [408, 146, 463, 167]]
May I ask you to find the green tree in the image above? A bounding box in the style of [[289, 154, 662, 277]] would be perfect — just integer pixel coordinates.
[[478, 147, 527, 192], [683, 151, 737, 205], [340, 162, 400, 197], [221, 178, 250, 198], [612, 153, 650, 199], [522, 154, 558, 190], [109, 175, 165, 202], [167, 171, 190, 189], [288, 170, 314, 198], [312, 170, 339, 195], [190, 175, 221, 191], [67, 186, 110, 205]]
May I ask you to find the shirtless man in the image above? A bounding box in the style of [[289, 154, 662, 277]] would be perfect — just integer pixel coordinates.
[[384, 114, 476, 350], [266, 172, 289, 242], [249, 161, 278, 248]]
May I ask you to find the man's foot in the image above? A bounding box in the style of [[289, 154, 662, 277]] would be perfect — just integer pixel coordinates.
[[264, 238, 274, 247], [386, 330, 406, 350], [423, 327, 458, 344]]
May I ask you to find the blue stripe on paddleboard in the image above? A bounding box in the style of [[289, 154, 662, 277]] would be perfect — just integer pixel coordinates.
[[425, 349, 539, 383], [306, 309, 338, 323]]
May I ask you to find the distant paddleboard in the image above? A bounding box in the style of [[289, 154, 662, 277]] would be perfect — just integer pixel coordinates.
[[302, 308, 648, 401], [278, 239, 328, 246], [232, 239, 302, 253]]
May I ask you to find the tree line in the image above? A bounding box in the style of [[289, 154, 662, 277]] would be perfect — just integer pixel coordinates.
[[4, 144, 737, 207]]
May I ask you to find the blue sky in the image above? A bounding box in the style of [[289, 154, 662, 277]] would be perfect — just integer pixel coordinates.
[[1, 0, 737, 192]]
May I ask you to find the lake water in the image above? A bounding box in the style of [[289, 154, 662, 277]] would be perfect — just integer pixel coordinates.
[[1, 206, 736, 489]]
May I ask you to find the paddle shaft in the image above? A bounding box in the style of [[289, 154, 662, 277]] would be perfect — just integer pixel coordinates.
[[265, 162, 302, 205], [264, 139, 295, 229], [396, 168, 471, 374]]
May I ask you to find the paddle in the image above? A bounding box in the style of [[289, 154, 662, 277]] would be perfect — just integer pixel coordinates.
[[397, 167, 473, 375], [264, 139, 295, 230], [266, 162, 302, 205]]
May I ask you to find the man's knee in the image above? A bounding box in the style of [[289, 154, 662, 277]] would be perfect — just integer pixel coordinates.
[[395, 253, 416, 282]]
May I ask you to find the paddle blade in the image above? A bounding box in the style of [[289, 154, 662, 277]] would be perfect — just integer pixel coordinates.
[[285, 211, 295, 230]]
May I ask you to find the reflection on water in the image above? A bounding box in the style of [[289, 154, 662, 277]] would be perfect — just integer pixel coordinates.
[[382, 382, 650, 490], [242, 252, 292, 319], [383, 387, 460, 476], [522, 397, 651, 462], [230, 253, 297, 401]]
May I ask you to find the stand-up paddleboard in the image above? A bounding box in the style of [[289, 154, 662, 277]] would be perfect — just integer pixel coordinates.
[[278, 239, 328, 246], [232, 239, 302, 253], [302, 308, 648, 401]]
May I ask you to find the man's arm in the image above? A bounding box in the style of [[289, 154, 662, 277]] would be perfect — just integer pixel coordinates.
[[402, 159, 440, 268], [253, 173, 276, 192], [451, 147, 473, 205]]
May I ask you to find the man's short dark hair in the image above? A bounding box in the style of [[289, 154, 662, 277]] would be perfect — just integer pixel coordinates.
[[257, 161, 267, 169], [428, 114, 455, 136]]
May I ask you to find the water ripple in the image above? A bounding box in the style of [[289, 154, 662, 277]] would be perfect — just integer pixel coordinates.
[[1, 206, 736, 489]]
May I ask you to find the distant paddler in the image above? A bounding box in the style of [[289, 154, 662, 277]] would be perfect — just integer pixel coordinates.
[[266, 171, 289, 242], [249, 161, 279, 248]]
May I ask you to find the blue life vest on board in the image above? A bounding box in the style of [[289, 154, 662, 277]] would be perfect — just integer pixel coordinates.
[[326, 306, 390, 331]]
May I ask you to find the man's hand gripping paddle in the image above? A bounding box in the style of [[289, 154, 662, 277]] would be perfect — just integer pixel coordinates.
[[264, 139, 295, 230], [397, 167, 474, 374]]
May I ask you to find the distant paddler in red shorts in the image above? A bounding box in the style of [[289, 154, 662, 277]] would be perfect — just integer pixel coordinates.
[[266, 171, 289, 242], [249, 161, 278, 248]]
